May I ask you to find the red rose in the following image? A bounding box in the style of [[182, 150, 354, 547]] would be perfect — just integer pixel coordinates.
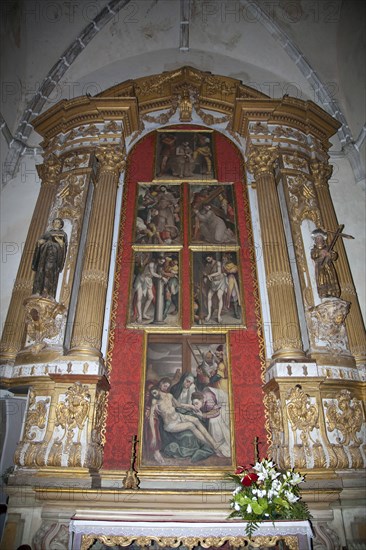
[[235, 466, 246, 474], [241, 472, 259, 486]]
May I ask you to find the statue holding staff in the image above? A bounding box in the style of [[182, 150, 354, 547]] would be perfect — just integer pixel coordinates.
[[311, 225, 353, 299]]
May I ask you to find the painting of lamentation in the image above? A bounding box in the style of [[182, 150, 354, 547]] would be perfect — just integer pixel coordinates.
[[140, 335, 233, 469], [134, 183, 181, 245], [129, 251, 180, 327], [155, 130, 216, 180], [190, 184, 237, 244], [192, 251, 244, 327]]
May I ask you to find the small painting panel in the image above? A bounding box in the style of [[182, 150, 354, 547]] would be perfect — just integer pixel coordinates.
[[129, 251, 180, 327], [140, 334, 234, 470], [134, 183, 182, 246], [192, 250, 244, 327], [155, 130, 216, 180], [190, 183, 237, 244]]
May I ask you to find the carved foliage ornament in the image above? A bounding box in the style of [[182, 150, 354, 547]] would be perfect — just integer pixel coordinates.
[[23, 388, 50, 441], [264, 391, 283, 434], [96, 146, 126, 173], [286, 173, 321, 224], [55, 382, 90, 454], [38, 154, 61, 185], [310, 161, 333, 186], [80, 534, 299, 550], [58, 174, 85, 219], [247, 146, 279, 177], [325, 389, 364, 446], [287, 386, 319, 451]]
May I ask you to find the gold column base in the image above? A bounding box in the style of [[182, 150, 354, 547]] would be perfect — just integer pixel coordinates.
[[66, 346, 103, 361], [14, 348, 63, 366], [271, 348, 307, 363]]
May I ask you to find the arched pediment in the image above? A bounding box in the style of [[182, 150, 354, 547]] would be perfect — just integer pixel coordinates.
[[32, 66, 339, 149]]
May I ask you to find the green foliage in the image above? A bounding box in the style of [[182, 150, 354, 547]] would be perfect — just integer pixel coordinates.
[[228, 458, 311, 537]]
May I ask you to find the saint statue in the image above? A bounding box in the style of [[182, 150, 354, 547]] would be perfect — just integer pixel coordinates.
[[311, 228, 341, 299], [31, 218, 68, 298]]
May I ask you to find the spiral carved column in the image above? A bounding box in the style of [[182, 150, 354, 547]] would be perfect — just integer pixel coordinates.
[[311, 161, 366, 367], [68, 147, 125, 359], [0, 156, 61, 363], [248, 146, 305, 362]]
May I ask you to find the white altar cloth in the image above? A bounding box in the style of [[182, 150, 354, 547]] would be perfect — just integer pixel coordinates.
[[69, 519, 313, 549]]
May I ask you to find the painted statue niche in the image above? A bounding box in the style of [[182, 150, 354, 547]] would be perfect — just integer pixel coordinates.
[[155, 130, 216, 180], [190, 183, 237, 245], [139, 334, 234, 470], [192, 250, 244, 327], [133, 183, 182, 246], [129, 251, 180, 328]]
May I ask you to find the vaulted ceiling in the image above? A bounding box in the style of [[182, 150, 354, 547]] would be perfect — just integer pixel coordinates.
[[1, 0, 365, 159]]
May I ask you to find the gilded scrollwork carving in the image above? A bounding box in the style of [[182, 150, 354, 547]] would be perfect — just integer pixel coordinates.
[[264, 391, 283, 435], [85, 388, 108, 469], [247, 145, 279, 177], [55, 382, 91, 455], [23, 296, 66, 353], [23, 388, 50, 440], [58, 174, 85, 219], [141, 96, 179, 124], [272, 125, 307, 144], [283, 153, 309, 171], [80, 534, 299, 550], [63, 153, 90, 171], [286, 174, 321, 225], [287, 386, 319, 457], [325, 390, 364, 446]]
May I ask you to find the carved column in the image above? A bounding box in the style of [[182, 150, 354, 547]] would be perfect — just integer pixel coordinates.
[[0, 156, 61, 363], [248, 146, 305, 362], [68, 147, 124, 359], [311, 161, 366, 367]]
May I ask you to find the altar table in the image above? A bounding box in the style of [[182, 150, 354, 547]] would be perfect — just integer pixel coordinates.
[[69, 519, 313, 550]]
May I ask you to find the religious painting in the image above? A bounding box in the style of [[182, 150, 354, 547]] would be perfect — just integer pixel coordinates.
[[139, 333, 234, 470], [133, 183, 182, 246], [189, 183, 237, 245], [192, 250, 244, 327], [128, 251, 180, 328], [155, 130, 216, 180]]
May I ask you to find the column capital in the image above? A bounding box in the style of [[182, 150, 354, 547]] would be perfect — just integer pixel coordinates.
[[310, 160, 333, 186], [247, 145, 279, 177], [37, 154, 61, 185], [96, 146, 126, 174]]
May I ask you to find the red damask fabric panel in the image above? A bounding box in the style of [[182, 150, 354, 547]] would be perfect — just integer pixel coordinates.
[[103, 128, 267, 470]]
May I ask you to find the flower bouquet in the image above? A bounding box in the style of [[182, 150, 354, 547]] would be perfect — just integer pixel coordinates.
[[228, 458, 311, 537]]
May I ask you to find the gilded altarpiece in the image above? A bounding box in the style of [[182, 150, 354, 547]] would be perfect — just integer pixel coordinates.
[[103, 128, 267, 472]]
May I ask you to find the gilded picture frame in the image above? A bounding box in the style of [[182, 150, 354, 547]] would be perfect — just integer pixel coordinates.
[[154, 130, 216, 181], [189, 183, 238, 245], [128, 249, 181, 329], [191, 249, 245, 328], [138, 332, 235, 472], [133, 182, 182, 246]]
